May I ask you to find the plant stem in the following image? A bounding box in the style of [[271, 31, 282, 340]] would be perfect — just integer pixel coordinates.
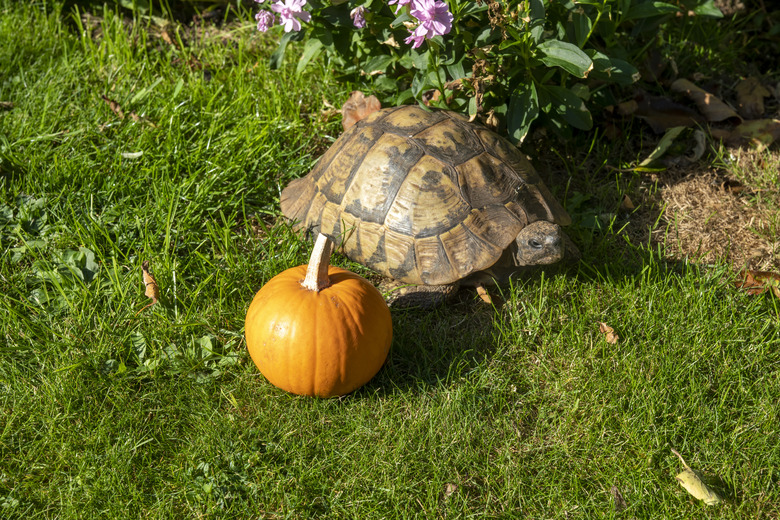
[[301, 233, 333, 292]]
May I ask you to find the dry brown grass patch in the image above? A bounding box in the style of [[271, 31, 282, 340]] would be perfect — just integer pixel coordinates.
[[636, 152, 780, 271]]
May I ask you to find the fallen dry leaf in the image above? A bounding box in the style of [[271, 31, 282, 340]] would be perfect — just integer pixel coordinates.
[[720, 177, 746, 194], [160, 26, 180, 49], [341, 91, 381, 131], [686, 129, 707, 162], [671, 448, 722, 506], [101, 94, 125, 119], [0, 101, 13, 110], [620, 194, 635, 211], [671, 78, 742, 124], [101, 94, 157, 128], [135, 260, 160, 315], [611, 94, 704, 133], [599, 322, 619, 344], [443, 483, 458, 498], [735, 77, 771, 119], [726, 119, 780, 151], [736, 269, 780, 298], [476, 284, 493, 304], [610, 484, 628, 512]]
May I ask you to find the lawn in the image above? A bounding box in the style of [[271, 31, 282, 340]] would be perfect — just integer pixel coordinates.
[[1, 1, 779, 518]]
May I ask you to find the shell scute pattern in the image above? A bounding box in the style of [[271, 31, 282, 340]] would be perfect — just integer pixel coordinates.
[[280, 105, 570, 285]]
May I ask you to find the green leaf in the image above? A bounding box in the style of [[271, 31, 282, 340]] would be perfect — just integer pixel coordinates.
[[446, 60, 466, 81], [625, 1, 680, 21], [468, 95, 478, 119], [571, 11, 592, 47], [269, 31, 296, 70], [363, 54, 395, 75], [638, 126, 685, 167], [538, 40, 593, 78], [129, 77, 163, 105], [693, 0, 724, 17], [545, 86, 593, 130], [374, 75, 399, 93], [296, 39, 324, 74], [586, 50, 640, 86], [528, 0, 546, 43], [172, 78, 184, 99], [411, 49, 429, 70], [508, 82, 539, 144]]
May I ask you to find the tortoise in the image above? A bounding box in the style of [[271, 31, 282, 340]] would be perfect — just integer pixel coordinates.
[[280, 105, 574, 304]]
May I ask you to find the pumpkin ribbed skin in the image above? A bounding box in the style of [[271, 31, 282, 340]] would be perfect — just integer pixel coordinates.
[[244, 264, 392, 397]]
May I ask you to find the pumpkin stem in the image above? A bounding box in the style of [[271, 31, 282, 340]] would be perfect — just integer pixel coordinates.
[[302, 233, 334, 292]]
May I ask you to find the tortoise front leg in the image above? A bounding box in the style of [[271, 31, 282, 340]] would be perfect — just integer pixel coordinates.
[[380, 280, 460, 308]]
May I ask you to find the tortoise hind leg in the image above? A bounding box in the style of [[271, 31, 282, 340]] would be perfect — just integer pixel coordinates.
[[380, 280, 460, 308]]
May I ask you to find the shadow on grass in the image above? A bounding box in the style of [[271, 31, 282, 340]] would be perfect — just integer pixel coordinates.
[[360, 215, 735, 397]]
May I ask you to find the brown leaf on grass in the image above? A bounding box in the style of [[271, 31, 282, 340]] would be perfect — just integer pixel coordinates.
[[476, 284, 493, 304], [598, 322, 619, 344], [735, 77, 771, 119], [620, 194, 635, 211], [0, 101, 13, 110], [142, 261, 160, 303], [736, 269, 780, 298], [726, 119, 780, 151], [443, 483, 458, 498], [160, 27, 180, 49], [670, 79, 742, 124], [341, 91, 381, 131], [609, 94, 704, 133], [720, 177, 746, 194], [101, 94, 125, 119], [135, 261, 160, 315], [101, 94, 157, 128], [610, 485, 628, 512], [671, 448, 723, 506]]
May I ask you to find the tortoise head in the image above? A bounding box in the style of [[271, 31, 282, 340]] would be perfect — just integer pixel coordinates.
[[513, 220, 565, 266]]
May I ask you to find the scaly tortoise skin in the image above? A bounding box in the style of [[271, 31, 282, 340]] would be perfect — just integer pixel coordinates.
[[280, 105, 572, 289]]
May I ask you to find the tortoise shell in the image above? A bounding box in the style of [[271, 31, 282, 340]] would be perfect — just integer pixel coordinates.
[[280, 105, 571, 286]]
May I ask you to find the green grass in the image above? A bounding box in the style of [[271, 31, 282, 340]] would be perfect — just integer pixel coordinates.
[[2, 1, 780, 518]]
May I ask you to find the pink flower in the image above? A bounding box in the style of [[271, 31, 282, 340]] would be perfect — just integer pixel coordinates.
[[403, 0, 453, 48], [410, 0, 453, 35], [255, 10, 275, 32], [351, 6, 367, 28], [270, 0, 311, 32]]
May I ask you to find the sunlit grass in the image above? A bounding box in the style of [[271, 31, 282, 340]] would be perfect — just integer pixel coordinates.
[[1, 1, 779, 518]]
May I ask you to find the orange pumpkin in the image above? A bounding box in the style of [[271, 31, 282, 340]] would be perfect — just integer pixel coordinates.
[[244, 233, 392, 397]]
